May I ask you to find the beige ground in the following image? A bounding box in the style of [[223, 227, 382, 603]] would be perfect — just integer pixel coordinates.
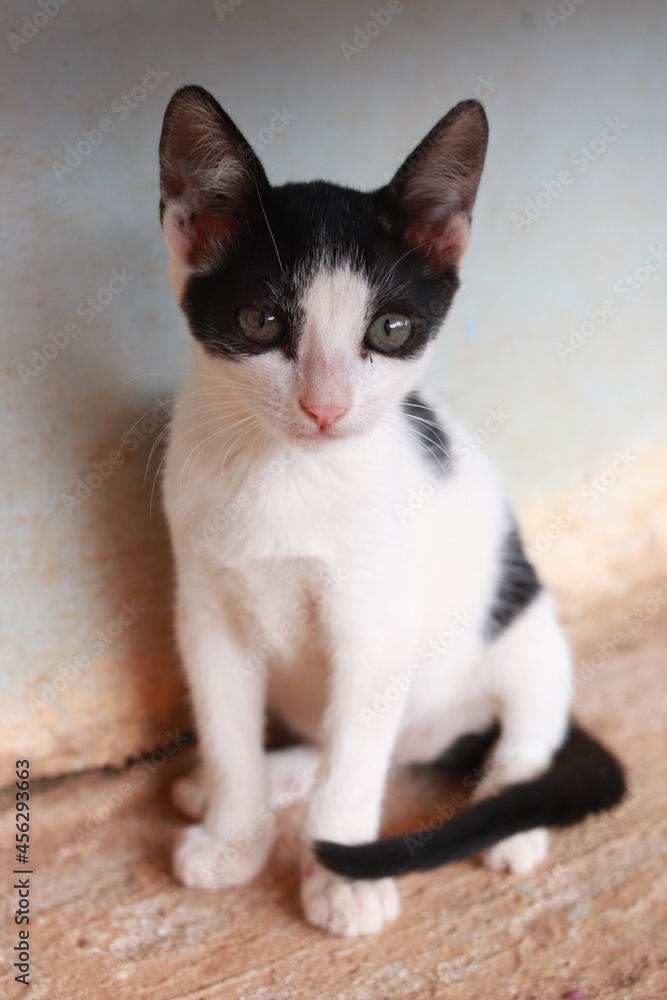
[[1, 581, 665, 1000]]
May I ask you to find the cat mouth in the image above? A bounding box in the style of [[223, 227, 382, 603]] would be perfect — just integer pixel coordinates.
[[293, 425, 347, 443], [295, 428, 336, 440]]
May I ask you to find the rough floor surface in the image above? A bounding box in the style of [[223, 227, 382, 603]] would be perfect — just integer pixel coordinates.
[[1, 582, 665, 999]]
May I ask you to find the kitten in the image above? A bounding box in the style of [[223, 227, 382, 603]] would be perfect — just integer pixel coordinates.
[[158, 85, 625, 937]]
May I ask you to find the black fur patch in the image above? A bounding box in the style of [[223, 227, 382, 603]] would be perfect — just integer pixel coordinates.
[[484, 523, 541, 640], [401, 391, 452, 477], [436, 722, 501, 772], [181, 181, 460, 361]]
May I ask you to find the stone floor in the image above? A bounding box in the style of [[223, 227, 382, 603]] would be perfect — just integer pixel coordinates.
[[1, 582, 666, 1000]]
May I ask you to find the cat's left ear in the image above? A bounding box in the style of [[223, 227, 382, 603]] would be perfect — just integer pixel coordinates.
[[159, 85, 269, 280], [387, 100, 488, 273]]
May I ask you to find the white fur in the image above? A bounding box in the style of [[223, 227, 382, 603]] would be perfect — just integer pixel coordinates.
[[162, 264, 572, 936]]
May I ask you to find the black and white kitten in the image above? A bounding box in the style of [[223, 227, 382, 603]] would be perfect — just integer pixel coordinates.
[[158, 86, 624, 936]]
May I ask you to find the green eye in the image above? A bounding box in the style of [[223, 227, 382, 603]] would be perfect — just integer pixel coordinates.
[[365, 312, 413, 353], [237, 304, 285, 345]]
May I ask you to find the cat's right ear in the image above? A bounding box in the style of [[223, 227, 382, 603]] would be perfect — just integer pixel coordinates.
[[159, 85, 269, 288], [387, 100, 488, 274]]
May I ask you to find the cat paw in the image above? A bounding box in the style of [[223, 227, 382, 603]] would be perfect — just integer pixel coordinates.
[[301, 860, 400, 937], [171, 767, 207, 820], [483, 828, 549, 875], [173, 823, 273, 889]]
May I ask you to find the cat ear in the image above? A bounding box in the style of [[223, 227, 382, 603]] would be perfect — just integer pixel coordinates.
[[159, 85, 269, 275], [387, 100, 488, 272]]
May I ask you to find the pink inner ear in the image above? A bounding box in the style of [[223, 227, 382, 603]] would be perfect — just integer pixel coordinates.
[[163, 202, 236, 268], [405, 214, 471, 271], [163, 205, 194, 263]]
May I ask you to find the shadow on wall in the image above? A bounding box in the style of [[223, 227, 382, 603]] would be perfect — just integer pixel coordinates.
[[4, 383, 190, 785]]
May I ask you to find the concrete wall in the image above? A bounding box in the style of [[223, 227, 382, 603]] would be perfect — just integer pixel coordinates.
[[2, 0, 665, 783]]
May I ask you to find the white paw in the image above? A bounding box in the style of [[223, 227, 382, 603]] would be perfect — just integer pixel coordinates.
[[171, 767, 207, 820], [483, 828, 549, 875], [173, 823, 273, 889], [301, 860, 400, 937]]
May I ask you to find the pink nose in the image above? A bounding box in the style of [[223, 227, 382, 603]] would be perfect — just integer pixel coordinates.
[[299, 398, 348, 429]]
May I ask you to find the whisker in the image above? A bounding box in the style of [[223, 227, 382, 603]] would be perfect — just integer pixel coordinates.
[[148, 411, 253, 518], [383, 413, 453, 474], [122, 370, 273, 398], [253, 177, 284, 275], [219, 418, 263, 479], [143, 400, 256, 486], [180, 414, 256, 493]]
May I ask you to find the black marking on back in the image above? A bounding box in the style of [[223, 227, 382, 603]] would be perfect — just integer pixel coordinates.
[[485, 522, 541, 640], [401, 391, 452, 477]]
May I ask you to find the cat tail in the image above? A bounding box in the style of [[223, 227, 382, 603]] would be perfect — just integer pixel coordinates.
[[314, 723, 625, 880]]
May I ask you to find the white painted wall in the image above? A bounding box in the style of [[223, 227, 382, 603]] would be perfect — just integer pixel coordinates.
[[2, 0, 665, 781]]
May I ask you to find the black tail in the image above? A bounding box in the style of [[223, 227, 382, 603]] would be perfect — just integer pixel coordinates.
[[315, 723, 625, 880]]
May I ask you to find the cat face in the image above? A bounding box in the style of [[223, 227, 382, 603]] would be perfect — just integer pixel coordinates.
[[159, 86, 487, 445]]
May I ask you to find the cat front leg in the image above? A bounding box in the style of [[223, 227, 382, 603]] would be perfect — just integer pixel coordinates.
[[300, 615, 414, 936], [171, 587, 272, 890], [172, 743, 322, 821]]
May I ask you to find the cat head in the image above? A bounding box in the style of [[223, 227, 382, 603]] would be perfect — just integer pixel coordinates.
[[158, 85, 487, 445]]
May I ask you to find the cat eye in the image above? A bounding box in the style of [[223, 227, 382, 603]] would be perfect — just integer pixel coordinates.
[[365, 313, 414, 354], [237, 304, 285, 345]]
